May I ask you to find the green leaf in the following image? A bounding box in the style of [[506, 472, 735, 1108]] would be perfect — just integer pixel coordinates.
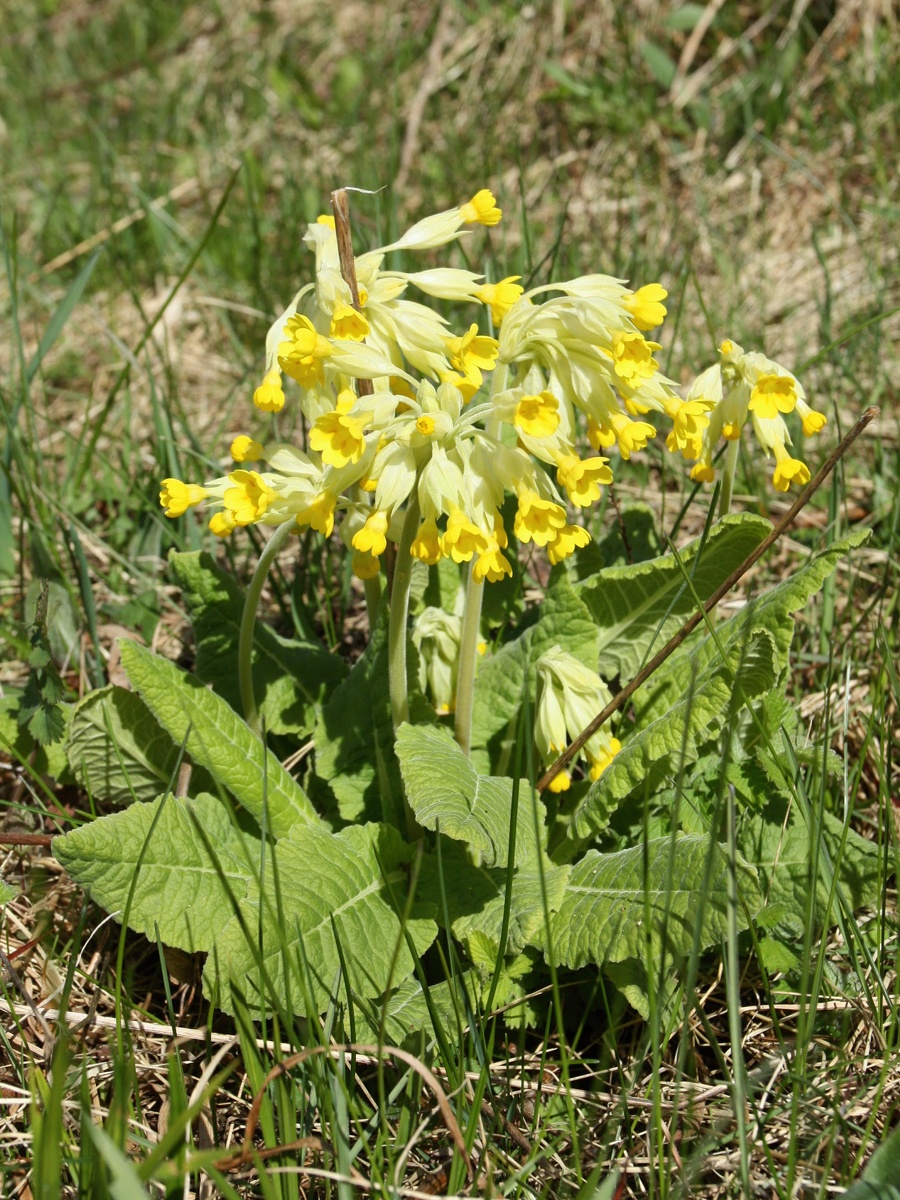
[[738, 795, 881, 936], [207, 822, 437, 1016], [0, 880, 17, 906], [119, 640, 319, 838], [53, 793, 263, 953], [576, 513, 771, 682], [664, 4, 708, 32], [635, 530, 871, 726], [313, 611, 431, 826], [26, 249, 102, 384], [168, 551, 346, 736], [396, 723, 541, 867], [546, 834, 761, 968], [0, 694, 71, 781], [418, 838, 569, 956], [471, 573, 598, 774], [66, 685, 211, 806], [22, 699, 66, 746], [605, 958, 682, 1024], [572, 628, 780, 840], [83, 1120, 153, 1199], [757, 938, 800, 975], [842, 1124, 900, 1198], [350, 970, 483, 1043], [640, 39, 678, 88]]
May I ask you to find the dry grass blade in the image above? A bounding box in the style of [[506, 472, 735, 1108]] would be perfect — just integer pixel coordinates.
[[242, 1043, 472, 1178]]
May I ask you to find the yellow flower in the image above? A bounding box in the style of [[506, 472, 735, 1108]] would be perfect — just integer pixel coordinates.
[[473, 515, 512, 582], [663, 399, 711, 456], [772, 446, 811, 492], [610, 332, 661, 385], [797, 397, 827, 435], [277, 314, 335, 388], [223, 470, 276, 525], [410, 516, 443, 565], [352, 510, 390, 556], [253, 369, 285, 412], [514, 391, 560, 438], [623, 283, 668, 331], [209, 511, 237, 538], [444, 324, 499, 393], [547, 523, 591, 565], [296, 492, 337, 537], [547, 770, 571, 794], [475, 276, 523, 325], [230, 435, 264, 462], [159, 478, 208, 517], [555, 456, 613, 507], [588, 737, 621, 780], [458, 189, 502, 226], [690, 461, 716, 484], [749, 373, 797, 420], [442, 508, 488, 563], [309, 409, 368, 467], [589, 412, 656, 459], [513, 491, 568, 547], [330, 303, 369, 341]]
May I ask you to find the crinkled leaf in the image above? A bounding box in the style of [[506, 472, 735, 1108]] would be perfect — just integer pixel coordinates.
[[605, 958, 682, 1024], [757, 938, 800, 975], [0, 695, 71, 781], [842, 1124, 900, 1197], [119, 639, 318, 838], [471, 574, 598, 775], [738, 795, 881, 937], [576, 513, 771, 681], [418, 837, 569, 956], [169, 550, 346, 736], [53, 793, 262, 952], [572, 628, 780, 841], [66, 685, 211, 806], [633, 530, 870, 726], [546, 834, 761, 968], [350, 971, 482, 1043], [206, 822, 436, 1016], [396, 722, 541, 867], [313, 611, 432, 826], [21, 699, 66, 746]]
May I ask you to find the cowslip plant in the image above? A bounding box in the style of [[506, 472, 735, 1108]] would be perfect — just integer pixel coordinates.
[[53, 189, 877, 1034]]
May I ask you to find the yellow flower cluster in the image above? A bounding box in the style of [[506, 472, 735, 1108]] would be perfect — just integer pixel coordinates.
[[683, 339, 826, 493], [160, 191, 823, 580]]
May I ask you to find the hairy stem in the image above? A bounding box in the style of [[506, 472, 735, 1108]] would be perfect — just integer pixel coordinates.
[[388, 496, 421, 732], [453, 565, 483, 757], [239, 520, 294, 734], [719, 437, 740, 517]]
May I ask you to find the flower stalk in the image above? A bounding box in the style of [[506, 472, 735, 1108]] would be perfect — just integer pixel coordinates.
[[388, 495, 421, 732], [239, 519, 295, 734]]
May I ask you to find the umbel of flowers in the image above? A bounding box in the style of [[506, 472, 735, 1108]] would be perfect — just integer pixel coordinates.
[[160, 190, 826, 784]]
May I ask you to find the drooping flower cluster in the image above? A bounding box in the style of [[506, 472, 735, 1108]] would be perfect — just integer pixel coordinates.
[[534, 647, 621, 792], [160, 192, 823, 577], [160, 190, 689, 582], [682, 339, 826, 493]]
